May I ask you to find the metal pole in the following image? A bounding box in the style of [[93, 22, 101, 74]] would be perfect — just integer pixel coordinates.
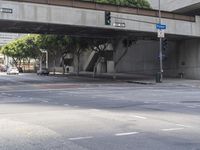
[[158, 0, 163, 82], [40, 56, 42, 71], [46, 51, 48, 69]]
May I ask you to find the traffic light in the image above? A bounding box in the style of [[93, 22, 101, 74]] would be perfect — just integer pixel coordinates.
[[105, 11, 111, 25], [162, 38, 168, 51]]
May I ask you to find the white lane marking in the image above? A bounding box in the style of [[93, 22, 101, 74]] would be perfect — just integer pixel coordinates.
[[187, 106, 196, 108], [0, 93, 12, 96], [5, 93, 12, 96], [161, 128, 184, 131], [90, 109, 101, 112], [133, 115, 147, 119], [115, 132, 139, 136], [68, 136, 93, 141], [175, 124, 192, 128], [41, 100, 48, 103]]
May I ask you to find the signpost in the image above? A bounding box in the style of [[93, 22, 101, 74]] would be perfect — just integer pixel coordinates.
[[113, 22, 126, 28], [157, 29, 165, 38], [158, 0, 164, 83], [156, 23, 166, 38], [0, 8, 13, 13], [156, 23, 166, 30]]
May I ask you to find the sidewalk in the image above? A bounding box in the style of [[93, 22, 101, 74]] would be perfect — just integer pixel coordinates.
[[67, 72, 200, 88]]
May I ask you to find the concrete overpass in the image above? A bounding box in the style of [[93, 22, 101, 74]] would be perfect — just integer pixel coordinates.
[[167, 0, 200, 13], [1, 0, 200, 79], [148, 0, 200, 13], [0, 0, 199, 38]]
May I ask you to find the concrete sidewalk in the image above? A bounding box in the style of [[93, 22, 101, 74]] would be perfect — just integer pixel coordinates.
[[67, 72, 200, 88], [3, 71, 199, 88]]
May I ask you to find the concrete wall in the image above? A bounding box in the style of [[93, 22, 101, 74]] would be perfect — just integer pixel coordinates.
[[1, 1, 200, 37], [148, 0, 200, 12], [73, 50, 92, 72], [114, 38, 200, 79], [43, 38, 200, 79], [114, 39, 178, 76], [46, 38, 200, 79], [178, 39, 200, 79]]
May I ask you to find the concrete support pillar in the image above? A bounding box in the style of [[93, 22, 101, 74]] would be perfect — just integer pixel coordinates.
[[176, 39, 200, 79]]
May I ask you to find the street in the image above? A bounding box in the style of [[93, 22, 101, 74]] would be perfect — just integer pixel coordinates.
[[0, 73, 200, 150]]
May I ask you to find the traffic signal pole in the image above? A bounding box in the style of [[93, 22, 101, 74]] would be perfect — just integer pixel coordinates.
[[158, 0, 163, 82], [105, 4, 164, 82]]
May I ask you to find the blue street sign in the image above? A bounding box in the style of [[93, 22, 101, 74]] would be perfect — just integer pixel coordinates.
[[156, 23, 166, 30]]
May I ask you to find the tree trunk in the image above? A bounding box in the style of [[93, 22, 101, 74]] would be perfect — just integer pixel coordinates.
[[12, 58, 18, 68], [115, 47, 129, 69], [19, 59, 22, 68], [112, 38, 122, 79], [53, 52, 56, 75], [34, 59, 37, 72], [93, 53, 100, 78], [77, 53, 80, 76], [62, 56, 65, 75], [23, 59, 25, 72], [53, 58, 56, 75], [28, 59, 30, 72]]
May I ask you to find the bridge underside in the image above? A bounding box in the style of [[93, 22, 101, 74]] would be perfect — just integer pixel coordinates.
[[0, 20, 193, 40], [173, 2, 200, 15]]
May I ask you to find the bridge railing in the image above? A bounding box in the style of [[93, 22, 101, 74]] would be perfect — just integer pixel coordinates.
[[7, 0, 195, 22]]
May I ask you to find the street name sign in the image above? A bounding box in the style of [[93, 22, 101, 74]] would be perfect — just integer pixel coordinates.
[[0, 8, 13, 13], [113, 22, 126, 28], [156, 23, 166, 30]]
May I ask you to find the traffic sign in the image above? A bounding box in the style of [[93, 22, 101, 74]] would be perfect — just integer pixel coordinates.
[[0, 8, 13, 13], [157, 29, 165, 38], [113, 22, 126, 28], [156, 23, 166, 30]]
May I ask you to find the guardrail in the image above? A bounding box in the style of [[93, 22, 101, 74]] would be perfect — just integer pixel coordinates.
[[5, 0, 195, 22]]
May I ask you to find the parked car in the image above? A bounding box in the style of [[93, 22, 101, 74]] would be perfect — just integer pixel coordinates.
[[0, 65, 7, 72], [37, 68, 49, 75], [7, 67, 19, 75]]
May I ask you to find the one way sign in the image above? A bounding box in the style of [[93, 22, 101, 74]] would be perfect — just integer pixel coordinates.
[[157, 29, 165, 38]]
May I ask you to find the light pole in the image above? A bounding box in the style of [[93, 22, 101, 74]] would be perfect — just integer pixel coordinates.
[[158, 0, 163, 82]]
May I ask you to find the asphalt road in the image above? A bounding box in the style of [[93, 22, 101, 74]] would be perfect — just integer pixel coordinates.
[[0, 73, 200, 150]]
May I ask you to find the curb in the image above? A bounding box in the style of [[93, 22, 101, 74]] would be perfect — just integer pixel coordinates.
[[126, 80, 155, 85]]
